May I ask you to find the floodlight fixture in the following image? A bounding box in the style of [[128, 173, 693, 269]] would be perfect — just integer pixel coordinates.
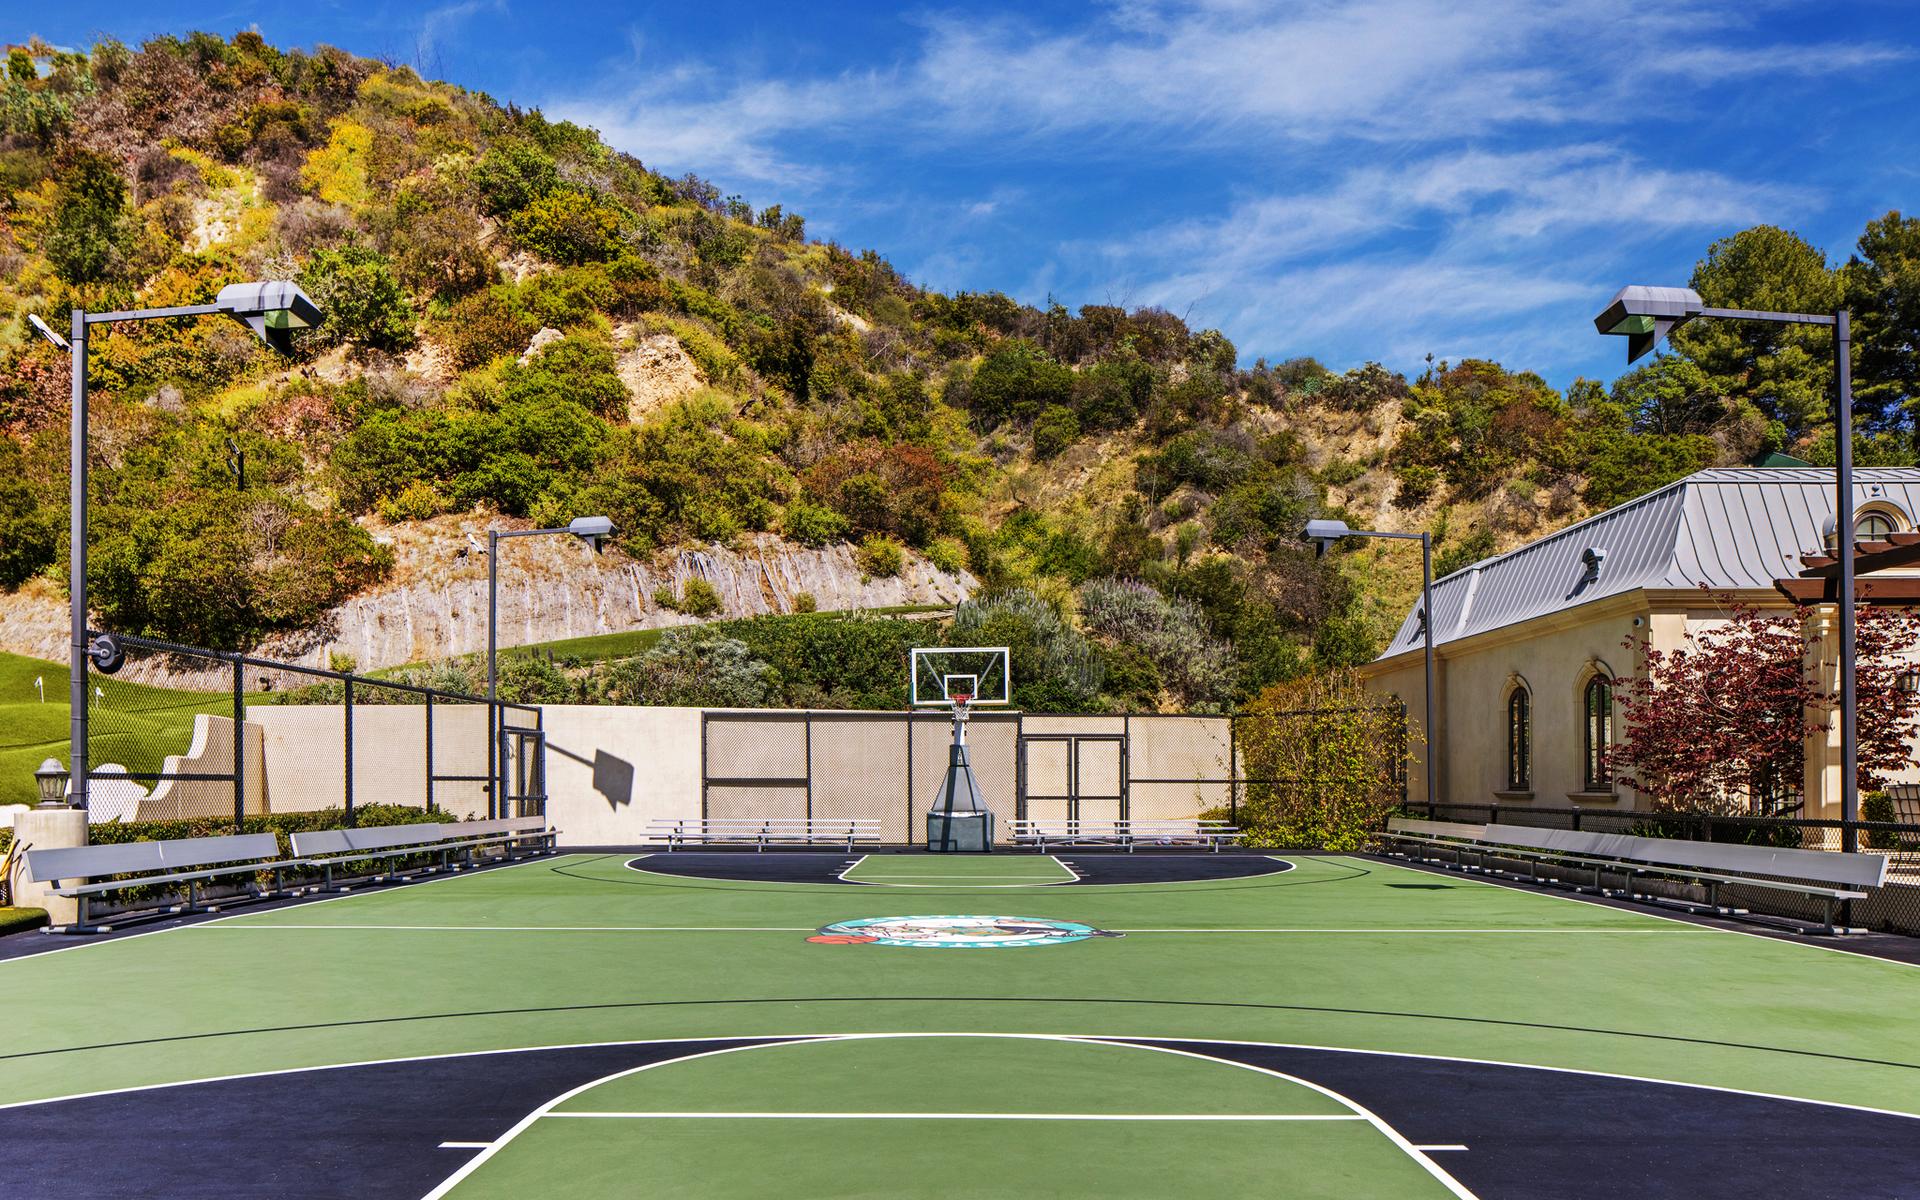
[[27, 313, 69, 351], [214, 281, 321, 354], [568, 514, 615, 541], [1302, 518, 1353, 557], [1593, 285, 1703, 362]]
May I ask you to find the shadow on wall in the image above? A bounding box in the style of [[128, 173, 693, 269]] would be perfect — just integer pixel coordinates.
[[593, 750, 635, 809], [550, 738, 634, 809]]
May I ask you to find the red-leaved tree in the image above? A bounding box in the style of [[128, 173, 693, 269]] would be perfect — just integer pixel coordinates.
[[1610, 590, 1920, 814]]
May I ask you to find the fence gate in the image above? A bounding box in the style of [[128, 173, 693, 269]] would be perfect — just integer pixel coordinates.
[[1018, 734, 1127, 824], [498, 712, 547, 818]]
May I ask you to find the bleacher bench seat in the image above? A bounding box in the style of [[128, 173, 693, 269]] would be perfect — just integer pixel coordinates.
[[648, 818, 882, 852], [25, 832, 290, 934], [1010, 819, 1240, 852], [1380, 816, 1887, 934], [291, 816, 556, 889]]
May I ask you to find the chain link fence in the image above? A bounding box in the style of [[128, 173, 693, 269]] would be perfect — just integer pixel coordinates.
[[79, 633, 538, 828]]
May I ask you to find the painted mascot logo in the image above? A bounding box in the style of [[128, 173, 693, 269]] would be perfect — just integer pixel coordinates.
[[807, 915, 1122, 948]]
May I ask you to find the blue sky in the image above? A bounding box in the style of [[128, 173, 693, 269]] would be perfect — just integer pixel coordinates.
[[24, 1, 1920, 387]]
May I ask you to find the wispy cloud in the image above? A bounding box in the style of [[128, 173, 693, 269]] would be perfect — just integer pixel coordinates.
[[540, 0, 1912, 375]]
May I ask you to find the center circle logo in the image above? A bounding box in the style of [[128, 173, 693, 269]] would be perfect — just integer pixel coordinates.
[[807, 915, 1122, 948]]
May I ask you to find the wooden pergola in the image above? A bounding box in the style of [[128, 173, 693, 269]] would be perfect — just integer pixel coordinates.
[[1775, 532, 1920, 605]]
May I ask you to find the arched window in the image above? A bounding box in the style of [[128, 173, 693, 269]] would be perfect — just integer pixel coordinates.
[[1857, 511, 1897, 542], [1582, 675, 1613, 792], [1506, 685, 1532, 791]]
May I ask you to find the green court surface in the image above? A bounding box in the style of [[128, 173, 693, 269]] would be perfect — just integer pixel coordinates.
[[2, 851, 1918, 1198]]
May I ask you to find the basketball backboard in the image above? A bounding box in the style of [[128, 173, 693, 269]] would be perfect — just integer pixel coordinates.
[[910, 646, 1010, 708]]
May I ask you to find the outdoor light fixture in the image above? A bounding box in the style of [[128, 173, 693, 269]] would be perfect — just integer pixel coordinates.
[[213, 281, 321, 354], [34, 757, 69, 808], [484, 515, 616, 815], [1593, 286, 1705, 362], [1299, 518, 1437, 808], [1302, 519, 1353, 558], [39, 280, 322, 818], [1899, 668, 1920, 697], [1595, 280, 1862, 851]]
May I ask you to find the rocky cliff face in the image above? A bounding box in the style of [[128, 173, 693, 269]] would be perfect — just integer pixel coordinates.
[[0, 516, 974, 685]]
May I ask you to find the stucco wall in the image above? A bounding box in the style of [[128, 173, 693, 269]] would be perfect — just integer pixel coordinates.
[[250, 703, 490, 818], [1365, 601, 1649, 809], [541, 705, 703, 846]]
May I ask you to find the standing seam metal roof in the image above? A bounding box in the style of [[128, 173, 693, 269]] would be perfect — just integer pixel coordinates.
[[1379, 468, 1920, 659]]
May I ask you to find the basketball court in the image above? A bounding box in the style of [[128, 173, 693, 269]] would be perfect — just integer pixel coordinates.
[[4, 846, 1919, 1197]]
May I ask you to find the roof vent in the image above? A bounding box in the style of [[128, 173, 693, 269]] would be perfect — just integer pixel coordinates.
[[1565, 546, 1607, 601]]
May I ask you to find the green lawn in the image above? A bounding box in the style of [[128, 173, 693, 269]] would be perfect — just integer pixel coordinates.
[[0, 651, 241, 807], [0, 906, 48, 935]]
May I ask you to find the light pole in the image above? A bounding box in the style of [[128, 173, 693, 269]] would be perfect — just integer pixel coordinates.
[[485, 515, 613, 815], [28, 282, 320, 814], [1595, 285, 1860, 850], [1304, 519, 1436, 809]]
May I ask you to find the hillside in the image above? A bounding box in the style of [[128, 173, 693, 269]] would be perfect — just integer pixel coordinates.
[[1, 33, 1914, 711]]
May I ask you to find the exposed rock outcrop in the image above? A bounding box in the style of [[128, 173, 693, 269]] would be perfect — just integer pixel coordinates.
[[0, 520, 974, 686]]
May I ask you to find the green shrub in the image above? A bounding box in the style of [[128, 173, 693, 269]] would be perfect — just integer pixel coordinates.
[[949, 588, 1103, 711], [439, 287, 538, 372], [782, 499, 849, 546], [652, 583, 678, 610], [509, 188, 626, 264], [712, 612, 928, 709], [1079, 577, 1234, 706], [472, 139, 559, 216], [299, 246, 417, 351], [924, 536, 969, 576], [1864, 791, 1897, 851], [592, 631, 773, 706], [858, 535, 905, 579], [501, 336, 630, 421], [1032, 404, 1080, 459], [791, 591, 817, 613], [1235, 670, 1407, 850], [42, 149, 132, 284], [680, 577, 723, 617], [958, 338, 1073, 427]]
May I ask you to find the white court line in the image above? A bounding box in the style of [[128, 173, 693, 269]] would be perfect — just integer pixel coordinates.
[[547, 1110, 1365, 1122], [1417, 1145, 1470, 1152], [418, 1034, 1479, 1200], [1359, 853, 1920, 972], [185, 924, 1698, 934], [0, 853, 575, 970], [192, 925, 816, 932], [7, 1030, 1918, 1125], [438, 1141, 491, 1149]]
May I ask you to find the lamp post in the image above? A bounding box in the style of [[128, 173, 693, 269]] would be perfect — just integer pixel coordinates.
[[1304, 519, 1436, 809], [29, 282, 321, 814], [34, 758, 70, 809], [485, 515, 613, 815], [1595, 285, 1860, 850]]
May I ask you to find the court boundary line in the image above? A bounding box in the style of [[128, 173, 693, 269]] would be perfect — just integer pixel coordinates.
[[417, 1034, 1477, 1200], [1359, 853, 1920, 973], [840, 854, 1080, 888], [629, 853, 1294, 889], [545, 1110, 1367, 1121], [182, 923, 1704, 934], [6, 1030, 1919, 1123], [0, 853, 576, 969]]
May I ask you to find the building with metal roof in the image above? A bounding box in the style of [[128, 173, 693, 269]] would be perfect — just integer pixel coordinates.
[[1363, 468, 1920, 817]]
